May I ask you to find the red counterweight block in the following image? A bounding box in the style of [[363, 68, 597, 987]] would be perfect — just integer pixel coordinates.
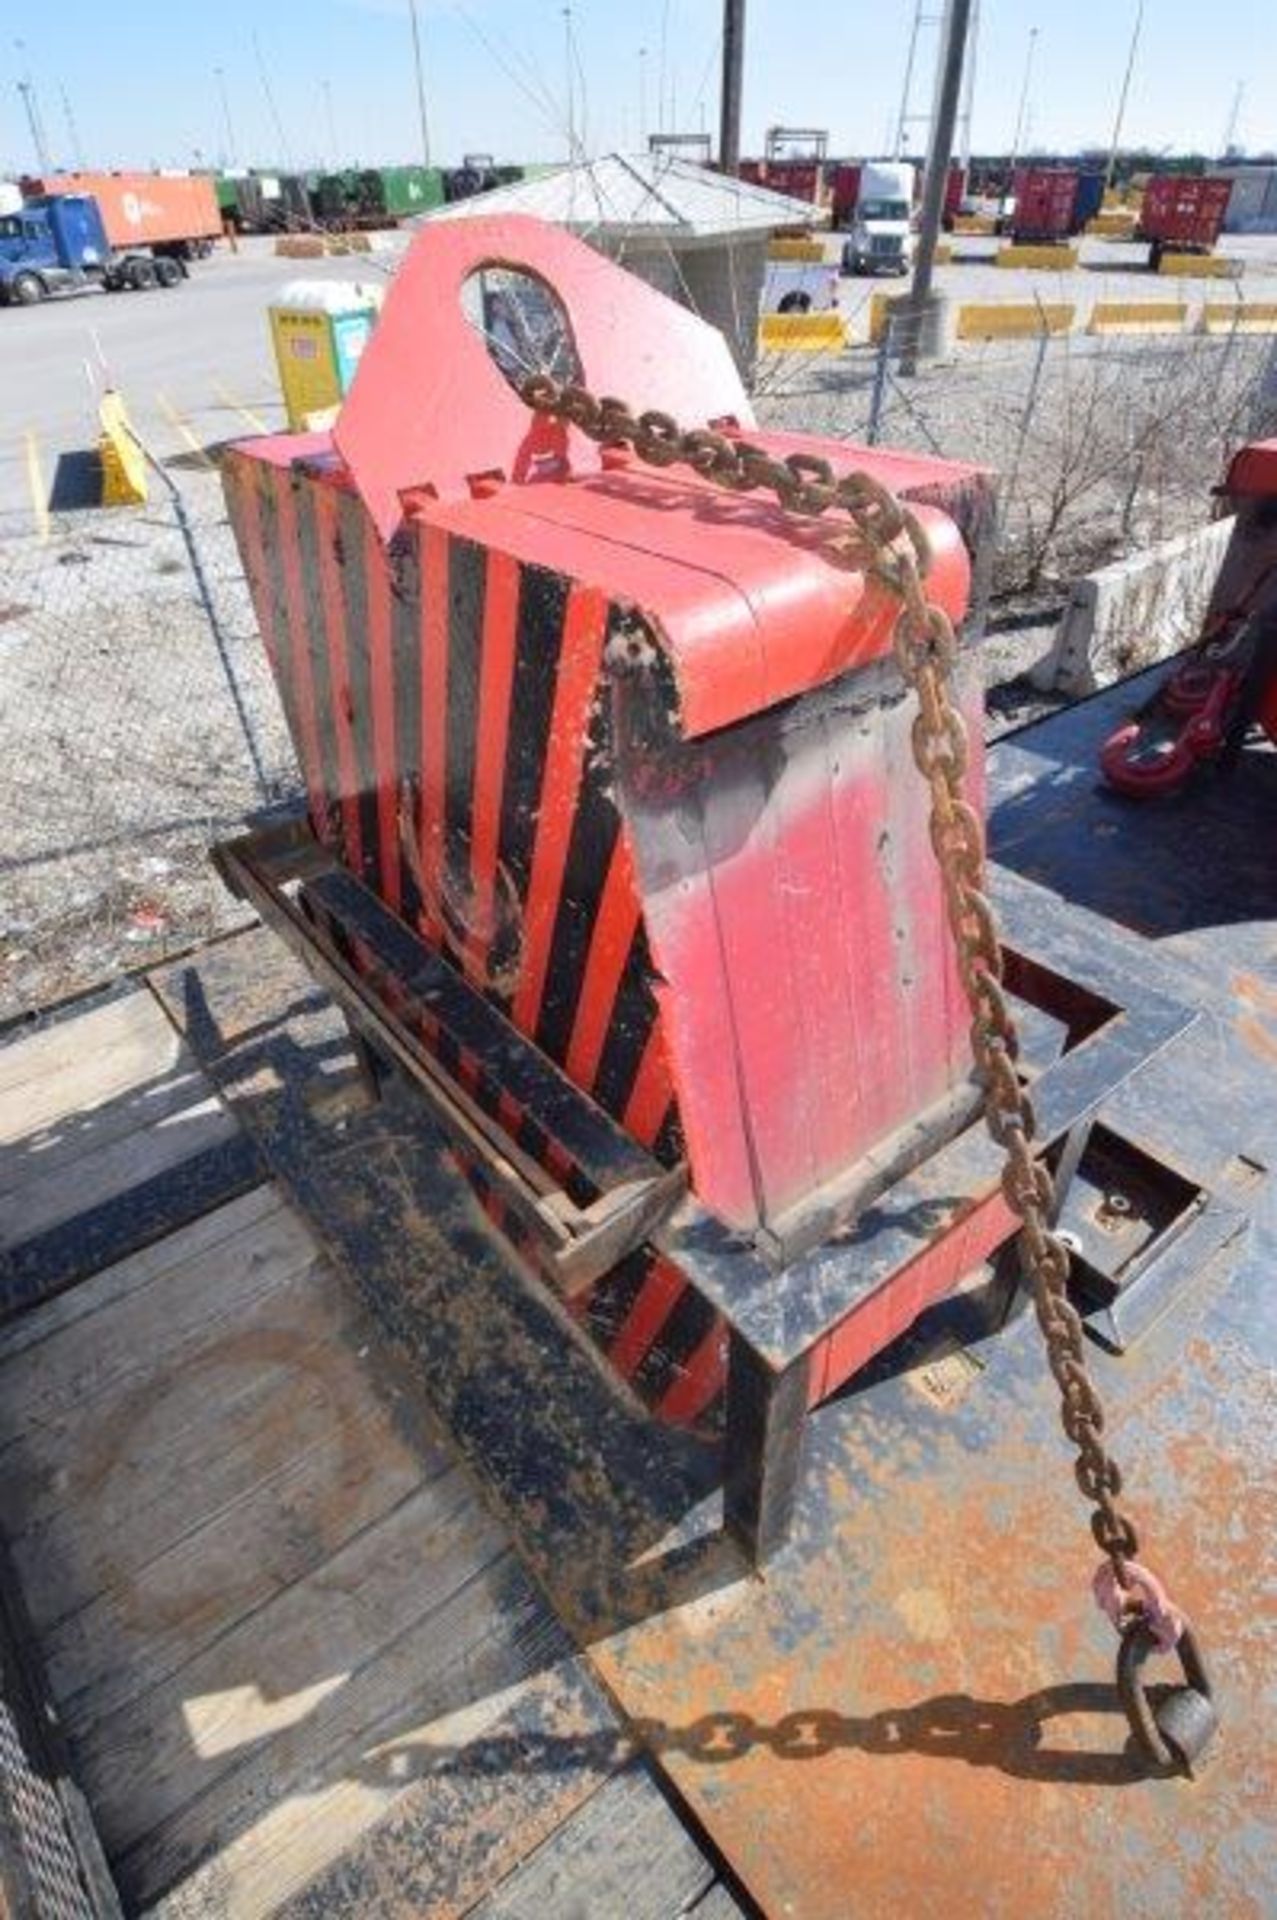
[[223, 215, 994, 1427]]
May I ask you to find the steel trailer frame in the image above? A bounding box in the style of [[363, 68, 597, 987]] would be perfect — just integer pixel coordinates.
[[217, 813, 1216, 1566]]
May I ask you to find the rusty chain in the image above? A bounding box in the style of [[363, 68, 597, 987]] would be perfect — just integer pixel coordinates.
[[520, 372, 1155, 1604]]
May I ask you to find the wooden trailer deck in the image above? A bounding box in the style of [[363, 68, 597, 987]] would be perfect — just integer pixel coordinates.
[[0, 986, 748, 1917], [1, 670, 1274, 1917]]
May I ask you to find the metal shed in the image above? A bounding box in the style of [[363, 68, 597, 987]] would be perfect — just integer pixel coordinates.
[[414, 150, 827, 378]]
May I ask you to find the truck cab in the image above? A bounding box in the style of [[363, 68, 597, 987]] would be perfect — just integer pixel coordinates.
[[0, 196, 109, 303], [842, 161, 916, 276]]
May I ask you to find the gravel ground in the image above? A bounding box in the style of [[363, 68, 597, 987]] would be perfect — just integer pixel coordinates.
[[0, 473, 299, 1021]]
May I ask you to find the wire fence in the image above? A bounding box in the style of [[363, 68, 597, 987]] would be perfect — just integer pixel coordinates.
[[0, 470, 299, 1023], [754, 311, 1276, 606]]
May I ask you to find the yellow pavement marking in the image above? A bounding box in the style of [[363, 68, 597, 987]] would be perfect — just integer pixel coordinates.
[[156, 391, 215, 466], [24, 430, 49, 543], [215, 380, 272, 435]]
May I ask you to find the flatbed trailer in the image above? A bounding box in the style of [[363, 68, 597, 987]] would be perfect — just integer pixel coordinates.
[[0, 672, 1271, 1916]]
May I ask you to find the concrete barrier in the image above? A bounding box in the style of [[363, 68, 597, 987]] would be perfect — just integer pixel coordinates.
[[1088, 300, 1188, 335], [1201, 301, 1277, 335], [1086, 212, 1139, 237], [1031, 516, 1235, 696], [98, 391, 147, 507], [995, 243, 1079, 270], [956, 301, 1074, 341], [758, 311, 847, 353], [275, 234, 325, 258], [953, 214, 995, 235], [1158, 252, 1238, 278], [768, 237, 825, 262]]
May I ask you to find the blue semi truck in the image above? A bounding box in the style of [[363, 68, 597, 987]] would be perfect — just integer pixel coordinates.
[[0, 193, 189, 306]]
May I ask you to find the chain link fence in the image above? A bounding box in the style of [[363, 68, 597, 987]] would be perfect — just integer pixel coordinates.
[[0, 466, 300, 1022]]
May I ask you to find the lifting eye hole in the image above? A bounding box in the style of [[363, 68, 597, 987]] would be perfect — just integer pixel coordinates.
[[460, 265, 582, 396]]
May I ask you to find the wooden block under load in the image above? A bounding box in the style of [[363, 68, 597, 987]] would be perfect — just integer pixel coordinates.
[[222, 213, 996, 1427]]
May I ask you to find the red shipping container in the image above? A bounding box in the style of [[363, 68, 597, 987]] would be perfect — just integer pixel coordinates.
[[829, 162, 862, 226], [766, 160, 824, 206], [1010, 167, 1077, 241], [21, 171, 221, 249], [1138, 176, 1231, 251]]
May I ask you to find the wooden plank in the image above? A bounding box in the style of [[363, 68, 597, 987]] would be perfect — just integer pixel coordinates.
[[0, 1194, 318, 1452], [468, 1762, 731, 1920], [1, 1091, 240, 1249], [79, 1471, 508, 1879], [0, 1184, 279, 1364], [0, 989, 181, 1123], [36, 1299, 457, 1721]]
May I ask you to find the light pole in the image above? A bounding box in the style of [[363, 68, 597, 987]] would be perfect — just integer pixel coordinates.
[[1008, 24, 1038, 179], [1104, 1, 1144, 192], [407, 0, 432, 168], [214, 66, 237, 169], [14, 41, 53, 173]]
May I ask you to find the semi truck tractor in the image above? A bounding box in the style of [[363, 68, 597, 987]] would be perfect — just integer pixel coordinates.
[[1, 173, 220, 305], [841, 160, 915, 275]]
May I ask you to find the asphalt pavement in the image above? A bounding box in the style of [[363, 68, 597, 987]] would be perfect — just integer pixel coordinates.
[[3, 228, 1277, 531], [0, 237, 405, 529]]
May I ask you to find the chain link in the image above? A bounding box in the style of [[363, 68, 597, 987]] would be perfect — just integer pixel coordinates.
[[520, 372, 1147, 1591]]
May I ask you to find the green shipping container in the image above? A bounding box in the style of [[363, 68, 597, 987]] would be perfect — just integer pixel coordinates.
[[376, 165, 444, 219]]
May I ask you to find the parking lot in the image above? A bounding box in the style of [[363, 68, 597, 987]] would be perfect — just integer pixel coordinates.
[[5, 229, 1277, 533]]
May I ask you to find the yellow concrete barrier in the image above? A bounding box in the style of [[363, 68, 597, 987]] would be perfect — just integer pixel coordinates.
[[759, 311, 848, 353], [956, 302, 1074, 342], [934, 241, 953, 265], [98, 390, 148, 507], [1088, 300, 1188, 335], [953, 214, 995, 235], [769, 237, 824, 262], [1158, 252, 1238, 278], [275, 234, 324, 258], [1200, 301, 1277, 335], [996, 243, 1079, 270], [1086, 211, 1138, 236]]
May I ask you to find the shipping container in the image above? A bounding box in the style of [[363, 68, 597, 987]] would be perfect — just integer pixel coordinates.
[[943, 161, 966, 227], [1010, 167, 1077, 242], [829, 162, 862, 228], [370, 165, 444, 220], [1220, 165, 1277, 235], [763, 159, 825, 206], [20, 171, 220, 249], [1138, 175, 1231, 257], [1071, 170, 1105, 231]]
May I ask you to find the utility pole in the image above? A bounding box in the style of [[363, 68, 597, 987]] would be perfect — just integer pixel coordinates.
[[214, 66, 237, 169], [899, 0, 972, 376], [1220, 79, 1243, 159], [1103, 0, 1143, 192], [407, 0, 432, 167], [719, 0, 745, 175], [14, 41, 53, 173]]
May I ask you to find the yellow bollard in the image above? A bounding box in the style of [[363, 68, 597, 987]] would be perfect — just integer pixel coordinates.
[[98, 390, 148, 507]]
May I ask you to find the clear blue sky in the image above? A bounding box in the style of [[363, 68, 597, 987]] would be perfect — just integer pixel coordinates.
[[2, 0, 1270, 176]]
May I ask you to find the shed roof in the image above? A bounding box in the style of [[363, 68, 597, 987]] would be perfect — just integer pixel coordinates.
[[417, 151, 827, 241]]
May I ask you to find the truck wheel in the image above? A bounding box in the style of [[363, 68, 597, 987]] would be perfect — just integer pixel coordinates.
[[777, 292, 812, 314], [11, 272, 45, 306], [128, 259, 157, 291], [155, 258, 182, 288]]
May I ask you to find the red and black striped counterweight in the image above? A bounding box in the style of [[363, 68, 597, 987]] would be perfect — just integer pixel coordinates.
[[222, 215, 999, 1455]]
